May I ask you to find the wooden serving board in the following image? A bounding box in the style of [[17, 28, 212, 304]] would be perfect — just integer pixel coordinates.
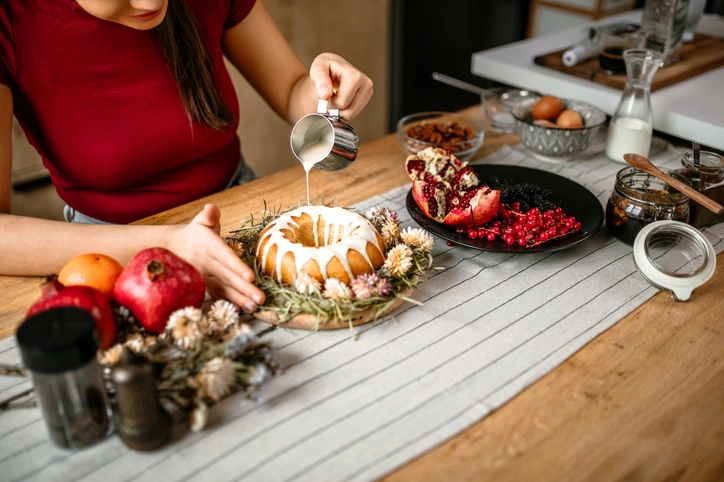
[[533, 34, 724, 92]]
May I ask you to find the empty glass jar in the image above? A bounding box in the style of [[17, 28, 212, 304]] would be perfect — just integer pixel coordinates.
[[605, 166, 691, 245]]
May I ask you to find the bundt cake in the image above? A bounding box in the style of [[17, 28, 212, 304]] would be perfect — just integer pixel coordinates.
[[255, 206, 386, 285]]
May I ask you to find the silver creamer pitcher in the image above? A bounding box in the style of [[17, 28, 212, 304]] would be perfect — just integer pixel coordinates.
[[290, 99, 359, 172]]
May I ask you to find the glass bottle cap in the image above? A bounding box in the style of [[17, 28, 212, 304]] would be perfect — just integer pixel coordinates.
[[632, 221, 716, 301]]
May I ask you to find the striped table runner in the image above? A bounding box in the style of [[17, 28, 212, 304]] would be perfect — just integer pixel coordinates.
[[1, 140, 722, 482]]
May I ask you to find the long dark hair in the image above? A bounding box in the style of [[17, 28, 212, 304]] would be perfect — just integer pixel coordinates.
[[156, 0, 235, 131]]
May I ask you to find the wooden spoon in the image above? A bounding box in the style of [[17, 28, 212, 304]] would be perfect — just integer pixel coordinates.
[[623, 153, 724, 214]]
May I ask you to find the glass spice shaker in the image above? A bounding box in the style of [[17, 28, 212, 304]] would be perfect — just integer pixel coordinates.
[[676, 150, 724, 228], [16, 307, 113, 450]]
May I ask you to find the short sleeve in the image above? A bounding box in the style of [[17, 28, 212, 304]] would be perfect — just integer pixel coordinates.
[[224, 0, 256, 30], [0, 3, 15, 87]]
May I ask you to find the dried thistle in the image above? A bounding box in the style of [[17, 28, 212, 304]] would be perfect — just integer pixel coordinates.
[[351, 273, 391, 299]]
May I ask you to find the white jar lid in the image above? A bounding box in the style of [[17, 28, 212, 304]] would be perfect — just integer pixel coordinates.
[[633, 221, 716, 301]]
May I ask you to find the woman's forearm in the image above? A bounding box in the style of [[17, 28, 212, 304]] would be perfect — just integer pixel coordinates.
[[0, 213, 178, 276]]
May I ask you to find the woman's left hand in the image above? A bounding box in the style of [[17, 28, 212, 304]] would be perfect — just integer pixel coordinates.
[[309, 53, 373, 120]]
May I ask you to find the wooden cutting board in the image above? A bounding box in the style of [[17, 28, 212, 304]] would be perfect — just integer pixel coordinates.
[[533, 34, 724, 92]]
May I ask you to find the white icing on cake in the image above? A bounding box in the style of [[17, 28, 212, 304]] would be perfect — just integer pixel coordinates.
[[256, 205, 384, 283]]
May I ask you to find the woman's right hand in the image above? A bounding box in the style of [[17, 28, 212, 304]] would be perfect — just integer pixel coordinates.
[[165, 204, 266, 312]]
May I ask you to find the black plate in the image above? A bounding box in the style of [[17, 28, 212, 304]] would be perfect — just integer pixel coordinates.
[[406, 165, 604, 253]]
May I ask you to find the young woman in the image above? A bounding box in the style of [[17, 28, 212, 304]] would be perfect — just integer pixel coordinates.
[[0, 0, 374, 312]]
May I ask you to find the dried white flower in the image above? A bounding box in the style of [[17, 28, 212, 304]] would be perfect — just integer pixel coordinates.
[[189, 401, 209, 432], [294, 271, 321, 295], [196, 357, 236, 402], [166, 307, 204, 350], [98, 344, 123, 365], [226, 239, 245, 256], [381, 221, 400, 248], [124, 334, 157, 353], [322, 278, 353, 300], [400, 227, 434, 253], [384, 244, 414, 277], [224, 324, 255, 358], [207, 300, 240, 330]]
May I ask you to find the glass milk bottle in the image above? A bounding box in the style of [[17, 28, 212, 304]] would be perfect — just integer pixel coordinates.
[[605, 49, 664, 163]]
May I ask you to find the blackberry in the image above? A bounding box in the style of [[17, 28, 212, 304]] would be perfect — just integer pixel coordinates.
[[481, 176, 559, 211]]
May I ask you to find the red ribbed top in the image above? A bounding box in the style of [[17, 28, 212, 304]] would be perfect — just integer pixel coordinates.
[[0, 0, 255, 223]]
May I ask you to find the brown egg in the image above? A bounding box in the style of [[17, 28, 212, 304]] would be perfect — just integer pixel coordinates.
[[531, 95, 564, 121], [533, 119, 557, 128], [556, 109, 584, 129]]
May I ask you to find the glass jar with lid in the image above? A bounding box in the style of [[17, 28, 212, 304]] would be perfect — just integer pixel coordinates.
[[676, 150, 724, 228], [605, 166, 691, 245]]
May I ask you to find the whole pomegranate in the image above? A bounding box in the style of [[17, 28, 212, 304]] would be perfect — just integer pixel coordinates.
[[113, 247, 205, 334], [27, 280, 117, 350], [406, 147, 500, 228]]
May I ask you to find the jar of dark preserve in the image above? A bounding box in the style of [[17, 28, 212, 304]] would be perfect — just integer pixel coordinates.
[[675, 150, 724, 228], [605, 166, 690, 245]]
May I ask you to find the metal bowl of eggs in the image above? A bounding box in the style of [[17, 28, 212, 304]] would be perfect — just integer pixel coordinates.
[[512, 96, 606, 159]]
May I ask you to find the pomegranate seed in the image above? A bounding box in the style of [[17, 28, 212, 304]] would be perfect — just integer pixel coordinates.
[[446, 241, 455, 247]]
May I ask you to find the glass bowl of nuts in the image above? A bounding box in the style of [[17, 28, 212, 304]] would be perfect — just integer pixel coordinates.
[[397, 112, 484, 161]]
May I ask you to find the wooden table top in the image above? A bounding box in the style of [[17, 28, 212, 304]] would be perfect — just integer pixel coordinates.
[[1, 106, 723, 481]]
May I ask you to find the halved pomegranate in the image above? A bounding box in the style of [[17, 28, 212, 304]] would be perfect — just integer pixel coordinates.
[[407, 147, 499, 228], [442, 187, 500, 228], [405, 147, 464, 183]]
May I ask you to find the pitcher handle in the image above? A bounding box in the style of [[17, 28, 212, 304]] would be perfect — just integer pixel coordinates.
[[316, 98, 340, 121]]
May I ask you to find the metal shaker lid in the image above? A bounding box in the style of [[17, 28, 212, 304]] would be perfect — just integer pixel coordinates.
[[17, 307, 98, 373]]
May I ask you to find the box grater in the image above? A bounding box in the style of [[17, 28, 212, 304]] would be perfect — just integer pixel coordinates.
[[641, 0, 690, 64]]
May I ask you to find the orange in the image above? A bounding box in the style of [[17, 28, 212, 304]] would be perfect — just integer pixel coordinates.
[[58, 253, 124, 296]]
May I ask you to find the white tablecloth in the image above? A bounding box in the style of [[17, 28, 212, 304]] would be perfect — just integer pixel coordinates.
[[1, 139, 722, 482]]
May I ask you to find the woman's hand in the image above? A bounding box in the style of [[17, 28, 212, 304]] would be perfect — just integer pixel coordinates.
[[165, 204, 265, 312], [309, 53, 374, 121]]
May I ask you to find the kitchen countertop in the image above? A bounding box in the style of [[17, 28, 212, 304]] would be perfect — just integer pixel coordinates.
[[471, 11, 724, 151], [1, 108, 723, 480]]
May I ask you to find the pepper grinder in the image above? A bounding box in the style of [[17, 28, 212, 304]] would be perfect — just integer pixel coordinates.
[[111, 348, 172, 451]]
